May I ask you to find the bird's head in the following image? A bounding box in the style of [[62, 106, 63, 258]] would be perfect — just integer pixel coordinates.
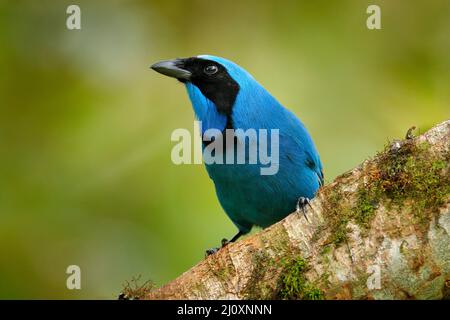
[[151, 55, 267, 133], [151, 55, 264, 130], [151, 55, 251, 114]]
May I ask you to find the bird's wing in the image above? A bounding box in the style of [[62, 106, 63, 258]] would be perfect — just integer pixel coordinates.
[[306, 152, 324, 186], [283, 110, 324, 187]]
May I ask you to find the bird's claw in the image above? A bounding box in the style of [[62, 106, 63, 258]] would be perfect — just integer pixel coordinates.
[[205, 238, 231, 257], [296, 197, 313, 222], [205, 248, 220, 257], [221, 238, 230, 247]]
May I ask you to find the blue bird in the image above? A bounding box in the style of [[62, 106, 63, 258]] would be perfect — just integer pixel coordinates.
[[151, 55, 323, 254]]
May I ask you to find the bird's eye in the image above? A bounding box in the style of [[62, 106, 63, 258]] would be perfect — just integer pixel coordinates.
[[204, 65, 218, 75]]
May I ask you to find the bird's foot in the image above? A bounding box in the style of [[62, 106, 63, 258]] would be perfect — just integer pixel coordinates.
[[296, 197, 313, 222], [205, 238, 231, 257], [205, 248, 219, 256], [221, 238, 231, 247]]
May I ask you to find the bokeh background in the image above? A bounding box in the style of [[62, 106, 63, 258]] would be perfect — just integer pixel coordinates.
[[0, 0, 448, 298]]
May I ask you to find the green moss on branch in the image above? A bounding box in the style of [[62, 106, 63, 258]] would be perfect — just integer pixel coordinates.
[[278, 257, 324, 300]]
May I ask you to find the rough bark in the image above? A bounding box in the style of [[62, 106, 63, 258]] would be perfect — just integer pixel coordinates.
[[143, 120, 450, 300]]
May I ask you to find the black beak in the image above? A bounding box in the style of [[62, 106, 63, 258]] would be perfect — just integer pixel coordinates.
[[150, 59, 191, 80]]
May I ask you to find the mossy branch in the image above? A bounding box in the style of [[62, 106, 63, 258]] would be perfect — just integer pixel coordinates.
[[141, 120, 450, 300]]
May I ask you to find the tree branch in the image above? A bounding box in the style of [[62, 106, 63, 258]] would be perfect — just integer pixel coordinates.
[[142, 120, 450, 300]]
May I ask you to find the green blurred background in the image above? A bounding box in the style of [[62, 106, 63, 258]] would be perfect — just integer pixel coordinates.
[[0, 0, 448, 298]]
